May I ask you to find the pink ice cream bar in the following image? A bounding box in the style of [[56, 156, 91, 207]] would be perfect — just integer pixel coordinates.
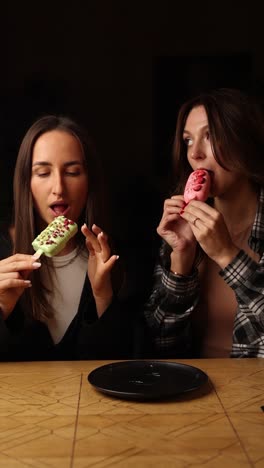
[[184, 169, 211, 204]]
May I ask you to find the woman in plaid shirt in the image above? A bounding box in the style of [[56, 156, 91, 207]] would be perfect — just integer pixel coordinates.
[[144, 88, 264, 358]]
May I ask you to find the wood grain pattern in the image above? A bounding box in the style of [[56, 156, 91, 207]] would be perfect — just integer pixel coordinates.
[[0, 359, 263, 467]]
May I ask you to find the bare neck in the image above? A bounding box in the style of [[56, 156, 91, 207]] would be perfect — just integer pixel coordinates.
[[213, 181, 258, 237]]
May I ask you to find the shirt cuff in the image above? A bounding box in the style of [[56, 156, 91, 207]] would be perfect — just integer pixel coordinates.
[[161, 267, 199, 298], [219, 249, 259, 287]]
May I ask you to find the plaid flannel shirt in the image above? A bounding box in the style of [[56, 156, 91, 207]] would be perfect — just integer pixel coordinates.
[[144, 189, 264, 358]]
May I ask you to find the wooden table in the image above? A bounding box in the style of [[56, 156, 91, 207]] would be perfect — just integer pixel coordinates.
[[0, 359, 263, 467]]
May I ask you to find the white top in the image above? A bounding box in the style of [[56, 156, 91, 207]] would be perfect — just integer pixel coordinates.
[[42, 248, 88, 344]]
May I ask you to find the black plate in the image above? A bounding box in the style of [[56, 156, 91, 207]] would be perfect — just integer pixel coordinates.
[[87, 360, 208, 401]]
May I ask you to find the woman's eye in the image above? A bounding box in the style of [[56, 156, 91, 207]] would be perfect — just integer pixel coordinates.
[[37, 172, 49, 177], [184, 137, 193, 146], [66, 171, 80, 176]]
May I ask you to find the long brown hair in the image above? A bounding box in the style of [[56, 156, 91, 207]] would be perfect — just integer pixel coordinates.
[[172, 88, 264, 194], [13, 115, 109, 321]]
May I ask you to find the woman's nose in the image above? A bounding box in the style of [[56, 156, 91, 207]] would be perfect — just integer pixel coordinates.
[[52, 174, 64, 196], [190, 141, 206, 161]]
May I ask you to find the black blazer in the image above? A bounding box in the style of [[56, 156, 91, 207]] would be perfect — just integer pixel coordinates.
[[0, 276, 150, 361], [0, 241, 157, 361]]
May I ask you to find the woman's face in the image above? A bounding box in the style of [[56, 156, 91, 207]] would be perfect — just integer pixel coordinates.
[[183, 105, 242, 198], [31, 130, 88, 229]]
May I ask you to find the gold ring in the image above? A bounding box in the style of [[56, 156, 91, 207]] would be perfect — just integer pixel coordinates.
[[193, 217, 199, 227]]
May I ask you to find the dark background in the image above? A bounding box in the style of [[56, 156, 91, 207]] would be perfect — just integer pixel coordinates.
[[1, 2, 263, 243]]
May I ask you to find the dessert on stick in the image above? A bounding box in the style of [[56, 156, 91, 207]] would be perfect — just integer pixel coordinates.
[[183, 169, 211, 204], [32, 216, 78, 259]]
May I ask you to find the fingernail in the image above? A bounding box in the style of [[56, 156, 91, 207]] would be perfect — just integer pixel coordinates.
[[32, 262, 41, 268], [24, 280, 32, 287]]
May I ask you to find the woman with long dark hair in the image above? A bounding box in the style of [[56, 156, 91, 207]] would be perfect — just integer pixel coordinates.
[[145, 88, 264, 358], [0, 115, 141, 360]]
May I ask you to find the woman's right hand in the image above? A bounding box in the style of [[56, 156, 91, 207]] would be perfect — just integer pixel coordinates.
[[0, 254, 41, 319], [157, 195, 196, 251], [157, 195, 197, 275]]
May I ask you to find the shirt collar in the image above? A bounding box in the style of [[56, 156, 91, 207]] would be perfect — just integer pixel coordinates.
[[251, 187, 264, 239], [248, 187, 264, 253]]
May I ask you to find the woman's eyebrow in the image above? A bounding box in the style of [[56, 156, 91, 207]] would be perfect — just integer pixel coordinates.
[[183, 124, 209, 135], [64, 161, 84, 167], [32, 160, 83, 167], [32, 161, 51, 166]]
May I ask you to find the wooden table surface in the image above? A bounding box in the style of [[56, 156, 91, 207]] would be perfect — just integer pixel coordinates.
[[0, 358, 263, 467]]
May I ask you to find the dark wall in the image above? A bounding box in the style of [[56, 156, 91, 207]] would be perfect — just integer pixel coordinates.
[[1, 2, 262, 238]]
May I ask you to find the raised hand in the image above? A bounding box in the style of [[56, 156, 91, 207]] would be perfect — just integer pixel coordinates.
[[81, 223, 119, 316], [157, 195, 198, 275], [157, 195, 197, 252], [180, 200, 240, 268], [0, 254, 41, 319]]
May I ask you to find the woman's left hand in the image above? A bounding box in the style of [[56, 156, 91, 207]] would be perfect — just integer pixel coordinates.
[[81, 223, 119, 316], [180, 201, 240, 269]]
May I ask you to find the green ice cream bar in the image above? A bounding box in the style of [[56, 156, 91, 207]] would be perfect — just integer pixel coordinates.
[[32, 216, 78, 258]]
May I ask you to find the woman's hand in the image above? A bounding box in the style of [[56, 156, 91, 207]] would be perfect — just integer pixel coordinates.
[[81, 223, 119, 317], [157, 195, 196, 250], [180, 200, 240, 268], [157, 195, 197, 275], [0, 254, 41, 319]]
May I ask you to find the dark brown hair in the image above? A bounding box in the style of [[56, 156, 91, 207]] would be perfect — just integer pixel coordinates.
[[13, 115, 109, 321], [172, 88, 264, 194]]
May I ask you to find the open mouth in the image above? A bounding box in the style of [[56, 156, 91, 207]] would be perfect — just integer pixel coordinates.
[[50, 203, 69, 216]]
